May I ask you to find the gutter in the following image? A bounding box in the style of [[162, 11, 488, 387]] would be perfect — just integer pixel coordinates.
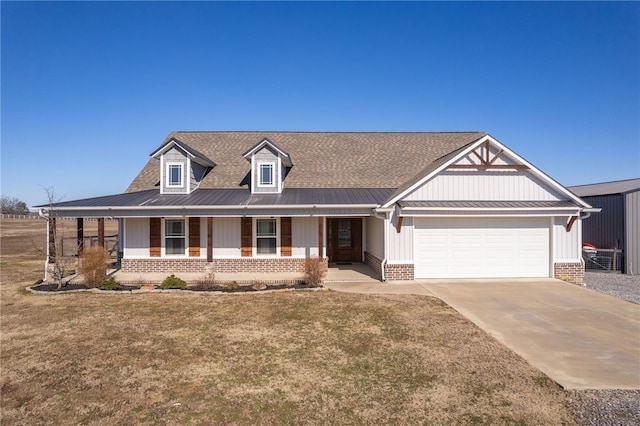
[[580, 207, 601, 220], [43, 203, 382, 212], [372, 209, 389, 282]]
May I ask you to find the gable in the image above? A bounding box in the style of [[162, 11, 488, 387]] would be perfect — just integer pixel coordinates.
[[402, 170, 567, 202], [384, 135, 591, 209]]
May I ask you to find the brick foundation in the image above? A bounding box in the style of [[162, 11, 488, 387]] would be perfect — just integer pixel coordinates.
[[122, 258, 209, 274], [384, 263, 415, 281], [122, 257, 328, 275], [554, 261, 585, 286], [364, 251, 384, 280]]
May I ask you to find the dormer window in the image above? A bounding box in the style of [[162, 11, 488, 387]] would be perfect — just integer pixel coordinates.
[[243, 138, 293, 195], [167, 163, 184, 187], [259, 163, 275, 187], [150, 137, 216, 195]]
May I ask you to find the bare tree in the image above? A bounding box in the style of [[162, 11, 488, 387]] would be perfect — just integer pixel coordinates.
[[1, 195, 29, 215], [40, 187, 76, 288]]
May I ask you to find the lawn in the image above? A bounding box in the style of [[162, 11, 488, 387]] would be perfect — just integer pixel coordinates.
[[0, 218, 578, 424]]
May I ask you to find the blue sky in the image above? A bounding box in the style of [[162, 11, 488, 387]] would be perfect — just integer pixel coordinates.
[[2, 1, 639, 208]]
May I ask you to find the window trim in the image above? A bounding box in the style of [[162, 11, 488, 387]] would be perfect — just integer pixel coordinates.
[[166, 162, 184, 188], [254, 217, 279, 256], [163, 218, 187, 256], [257, 162, 276, 188]]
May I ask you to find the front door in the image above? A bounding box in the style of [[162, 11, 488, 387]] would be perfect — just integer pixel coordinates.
[[327, 218, 362, 262]]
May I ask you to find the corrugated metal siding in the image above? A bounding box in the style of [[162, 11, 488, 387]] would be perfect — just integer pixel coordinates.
[[625, 191, 639, 274], [581, 194, 624, 250], [212, 217, 241, 257], [365, 216, 384, 259], [292, 217, 319, 257], [388, 213, 413, 262], [553, 217, 580, 261], [404, 171, 565, 201], [123, 218, 149, 258]]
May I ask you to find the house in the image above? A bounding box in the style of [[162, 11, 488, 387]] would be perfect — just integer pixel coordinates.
[[40, 131, 597, 285], [568, 178, 640, 274]]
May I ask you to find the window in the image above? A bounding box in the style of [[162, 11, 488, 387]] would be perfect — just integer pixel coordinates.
[[256, 218, 277, 255], [258, 163, 274, 187], [167, 163, 183, 187], [165, 219, 186, 255]]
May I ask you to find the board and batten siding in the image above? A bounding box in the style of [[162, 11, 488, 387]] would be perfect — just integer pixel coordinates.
[[387, 213, 413, 263], [211, 217, 242, 257], [291, 217, 319, 257], [365, 216, 384, 259], [625, 190, 640, 274], [404, 171, 565, 201], [123, 218, 150, 258], [553, 217, 581, 261], [162, 147, 189, 194]]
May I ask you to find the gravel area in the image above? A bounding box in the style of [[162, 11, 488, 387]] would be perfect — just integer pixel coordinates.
[[566, 390, 640, 426], [569, 273, 640, 424], [584, 271, 640, 304]]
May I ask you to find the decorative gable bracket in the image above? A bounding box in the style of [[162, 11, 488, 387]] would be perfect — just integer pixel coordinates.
[[447, 140, 529, 170]]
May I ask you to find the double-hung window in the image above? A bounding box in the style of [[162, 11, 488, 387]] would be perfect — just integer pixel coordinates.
[[258, 163, 274, 187], [256, 218, 277, 255], [167, 163, 183, 187], [165, 219, 186, 255]]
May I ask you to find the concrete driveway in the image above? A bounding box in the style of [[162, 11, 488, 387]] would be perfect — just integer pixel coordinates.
[[420, 279, 640, 390]]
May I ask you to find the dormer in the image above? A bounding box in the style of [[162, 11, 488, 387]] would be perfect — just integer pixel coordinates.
[[242, 138, 293, 194], [150, 138, 215, 194]]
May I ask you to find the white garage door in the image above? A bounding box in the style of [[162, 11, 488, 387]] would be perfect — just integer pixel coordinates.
[[414, 218, 550, 279]]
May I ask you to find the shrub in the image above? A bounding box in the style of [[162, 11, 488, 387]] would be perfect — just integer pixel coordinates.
[[79, 247, 109, 287], [223, 281, 238, 292], [160, 274, 187, 290], [200, 271, 216, 290], [304, 256, 326, 286], [97, 277, 121, 290]]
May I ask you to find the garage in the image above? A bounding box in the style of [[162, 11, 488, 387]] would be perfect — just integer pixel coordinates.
[[413, 217, 550, 279]]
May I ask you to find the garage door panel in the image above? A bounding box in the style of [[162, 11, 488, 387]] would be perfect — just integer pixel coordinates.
[[414, 218, 549, 279]]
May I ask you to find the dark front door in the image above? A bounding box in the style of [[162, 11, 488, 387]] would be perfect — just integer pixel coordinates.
[[327, 218, 362, 262]]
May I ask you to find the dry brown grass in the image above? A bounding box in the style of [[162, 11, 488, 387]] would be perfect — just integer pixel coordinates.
[[0, 218, 579, 424]]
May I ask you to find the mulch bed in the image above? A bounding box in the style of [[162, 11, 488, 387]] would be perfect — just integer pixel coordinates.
[[30, 282, 321, 293]]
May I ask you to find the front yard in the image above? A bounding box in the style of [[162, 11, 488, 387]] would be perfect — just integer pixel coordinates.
[[0, 218, 576, 424], [1, 218, 636, 424]]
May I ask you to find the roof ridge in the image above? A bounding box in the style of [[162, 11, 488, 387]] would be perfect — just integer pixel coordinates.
[[169, 130, 486, 135], [568, 177, 640, 188]]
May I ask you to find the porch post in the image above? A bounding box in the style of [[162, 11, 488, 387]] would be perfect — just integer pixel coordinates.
[[207, 217, 213, 262], [318, 216, 324, 258], [76, 218, 84, 256], [97, 218, 105, 248]]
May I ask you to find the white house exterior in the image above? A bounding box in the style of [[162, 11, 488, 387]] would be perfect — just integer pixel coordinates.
[[40, 131, 596, 284]]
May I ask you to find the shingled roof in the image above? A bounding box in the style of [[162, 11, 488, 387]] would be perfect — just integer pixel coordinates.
[[126, 131, 486, 193]]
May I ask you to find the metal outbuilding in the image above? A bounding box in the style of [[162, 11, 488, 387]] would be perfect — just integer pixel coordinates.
[[569, 178, 640, 274]]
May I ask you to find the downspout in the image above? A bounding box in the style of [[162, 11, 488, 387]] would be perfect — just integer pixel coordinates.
[[38, 208, 49, 281], [373, 209, 389, 282]]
